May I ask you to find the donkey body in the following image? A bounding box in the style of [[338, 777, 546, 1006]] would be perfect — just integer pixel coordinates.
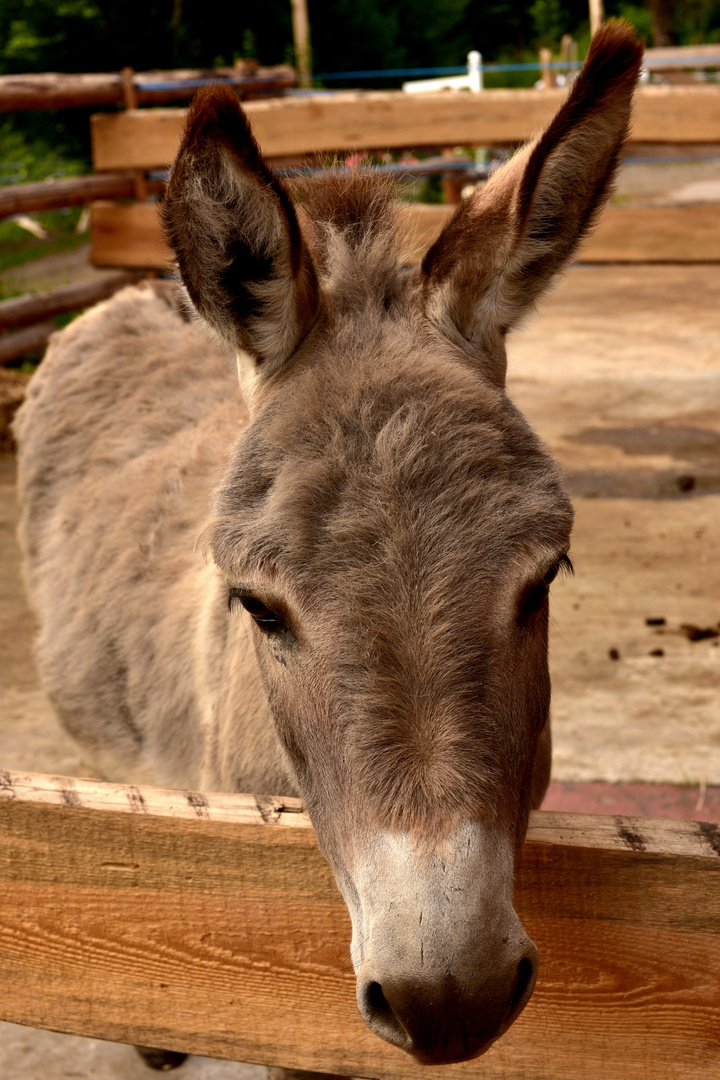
[[16, 24, 642, 1064]]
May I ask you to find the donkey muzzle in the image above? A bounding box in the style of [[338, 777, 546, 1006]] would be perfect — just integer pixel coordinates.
[[344, 821, 538, 1063]]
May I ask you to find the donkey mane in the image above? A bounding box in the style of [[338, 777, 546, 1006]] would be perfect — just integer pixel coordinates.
[[292, 170, 404, 316]]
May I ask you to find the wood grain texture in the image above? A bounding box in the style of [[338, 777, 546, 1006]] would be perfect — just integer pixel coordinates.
[[90, 200, 720, 271], [403, 203, 720, 263], [90, 86, 720, 171], [90, 202, 173, 269], [0, 67, 295, 113], [1, 770, 719, 1079], [0, 173, 158, 220], [0, 322, 56, 365], [0, 272, 141, 331]]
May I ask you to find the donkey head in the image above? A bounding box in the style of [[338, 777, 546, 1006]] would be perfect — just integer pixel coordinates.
[[164, 23, 642, 1063]]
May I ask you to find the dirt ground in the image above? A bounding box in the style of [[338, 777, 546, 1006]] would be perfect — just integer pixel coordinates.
[[512, 262, 720, 786], [2, 160, 720, 1077]]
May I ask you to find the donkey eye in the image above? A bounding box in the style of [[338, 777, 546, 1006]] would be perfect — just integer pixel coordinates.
[[228, 589, 284, 631], [541, 563, 560, 588], [518, 555, 573, 621]]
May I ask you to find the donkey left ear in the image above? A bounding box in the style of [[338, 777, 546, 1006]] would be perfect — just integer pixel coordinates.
[[163, 86, 320, 378], [420, 21, 643, 387]]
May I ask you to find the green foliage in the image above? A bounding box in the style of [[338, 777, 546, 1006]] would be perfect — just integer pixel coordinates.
[[0, 0, 108, 73], [0, 117, 86, 183], [673, 0, 720, 43], [0, 0, 598, 81], [529, 0, 567, 47], [612, 3, 654, 42], [0, 0, 718, 103], [237, 29, 258, 62]]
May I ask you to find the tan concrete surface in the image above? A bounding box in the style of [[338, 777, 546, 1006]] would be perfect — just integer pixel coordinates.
[[0, 1023, 267, 1080]]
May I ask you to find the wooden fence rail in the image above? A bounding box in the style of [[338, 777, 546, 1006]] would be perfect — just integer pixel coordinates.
[[3, 77, 720, 364], [0, 66, 296, 112], [0, 273, 140, 332], [89, 199, 720, 270], [1, 770, 719, 1079], [90, 84, 720, 168], [84, 83, 720, 274], [0, 173, 164, 220], [0, 64, 296, 365]]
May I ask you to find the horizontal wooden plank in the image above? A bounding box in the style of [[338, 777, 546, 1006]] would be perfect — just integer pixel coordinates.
[[91, 86, 720, 171], [408, 203, 720, 263], [0, 66, 295, 113], [1, 770, 719, 1079], [0, 272, 141, 332], [0, 173, 166, 220], [90, 202, 172, 269], [90, 200, 720, 271], [645, 44, 720, 67], [0, 322, 56, 365], [0, 771, 308, 826], [581, 203, 720, 261]]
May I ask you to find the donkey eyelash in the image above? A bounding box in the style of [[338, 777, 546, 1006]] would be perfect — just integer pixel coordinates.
[[541, 553, 574, 587], [558, 553, 574, 577]]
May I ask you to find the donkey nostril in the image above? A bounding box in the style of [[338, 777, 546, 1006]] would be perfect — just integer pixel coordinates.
[[366, 980, 390, 1017], [507, 955, 537, 1023], [364, 980, 398, 1029], [358, 980, 410, 1050]]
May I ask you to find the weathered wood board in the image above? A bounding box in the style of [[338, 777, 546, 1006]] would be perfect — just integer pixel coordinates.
[[90, 86, 720, 171], [90, 200, 720, 270], [0, 66, 295, 113], [1, 770, 719, 1079]]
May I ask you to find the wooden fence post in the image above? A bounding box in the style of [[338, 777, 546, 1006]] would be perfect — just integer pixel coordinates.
[[589, 0, 605, 36], [539, 47, 554, 88], [120, 67, 149, 203], [290, 0, 312, 89]]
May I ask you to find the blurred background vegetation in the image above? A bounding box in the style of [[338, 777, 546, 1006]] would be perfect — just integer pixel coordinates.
[[3, 1, 720, 166], [0, 0, 716, 79], [2, 1, 720, 84]]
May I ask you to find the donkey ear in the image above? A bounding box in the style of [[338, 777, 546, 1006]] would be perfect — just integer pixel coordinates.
[[163, 85, 320, 377], [420, 21, 643, 386]]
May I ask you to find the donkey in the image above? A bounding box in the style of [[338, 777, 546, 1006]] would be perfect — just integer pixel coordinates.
[[15, 22, 642, 1067]]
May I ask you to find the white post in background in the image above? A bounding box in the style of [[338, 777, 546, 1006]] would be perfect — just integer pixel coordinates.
[[589, 0, 605, 35], [403, 48, 482, 93], [467, 51, 483, 92], [290, 0, 312, 89]]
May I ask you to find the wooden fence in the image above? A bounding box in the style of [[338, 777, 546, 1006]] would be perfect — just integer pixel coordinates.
[[3, 77, 720, 364], [2, 770, 719, 1079], [0, 65, 295, 364], [88, 83, 720, 272]]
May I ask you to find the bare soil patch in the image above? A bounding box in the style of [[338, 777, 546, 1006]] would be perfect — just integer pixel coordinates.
[[509, 263, 720, 785]]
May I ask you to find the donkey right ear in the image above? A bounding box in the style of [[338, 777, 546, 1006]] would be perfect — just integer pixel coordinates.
[[163, 86, 320, 379]]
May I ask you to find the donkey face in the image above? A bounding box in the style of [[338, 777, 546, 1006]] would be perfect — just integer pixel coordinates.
[[164, 22, 642, 1063]]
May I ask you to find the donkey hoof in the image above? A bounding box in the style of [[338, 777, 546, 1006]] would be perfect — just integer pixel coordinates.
[[135, 1045, 189, 1070]]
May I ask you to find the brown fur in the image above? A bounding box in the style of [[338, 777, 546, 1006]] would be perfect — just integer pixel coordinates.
[[15, 22, 643, 1063]]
